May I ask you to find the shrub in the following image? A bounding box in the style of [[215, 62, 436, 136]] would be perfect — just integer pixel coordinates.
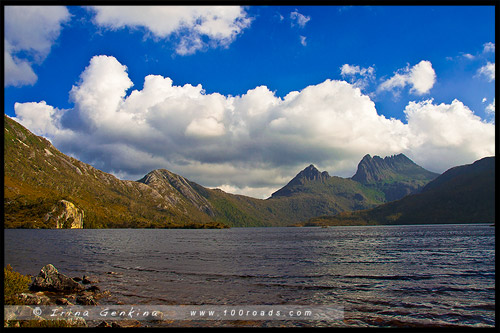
[[4, 264, 32, 305]]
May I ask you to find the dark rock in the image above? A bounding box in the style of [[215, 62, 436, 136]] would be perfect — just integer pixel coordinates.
[[97, 321, 112, 327], [30, 264, 84, 292], [73, 277, 82, 282], [86, 285, 101, 293], [15, 293, 51, 305], [56, 298, 69, 305]]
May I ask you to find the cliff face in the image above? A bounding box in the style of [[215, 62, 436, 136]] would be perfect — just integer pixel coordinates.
[[44, 200, 84, 229]]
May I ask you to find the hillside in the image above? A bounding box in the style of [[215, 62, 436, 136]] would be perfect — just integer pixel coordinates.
[[304, 156, 495, 226], [4, 115, 225, 229]]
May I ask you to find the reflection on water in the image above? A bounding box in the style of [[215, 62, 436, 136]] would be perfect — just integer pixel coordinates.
[[4, 224, 495, 327]]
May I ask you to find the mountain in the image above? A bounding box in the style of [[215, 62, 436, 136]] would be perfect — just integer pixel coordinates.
[[4, 115, 225, 229], [304, 156, 495, 226], [271, 164, 331, 197], [5, 115, 472, 229], [351, 153, 439, 201]]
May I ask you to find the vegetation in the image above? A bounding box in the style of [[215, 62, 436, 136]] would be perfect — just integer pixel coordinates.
[[4, 115, 227, 229], [4, 264, 32, 305]]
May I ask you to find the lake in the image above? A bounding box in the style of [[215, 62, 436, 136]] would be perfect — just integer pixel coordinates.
[[3, 224, 495, 327]]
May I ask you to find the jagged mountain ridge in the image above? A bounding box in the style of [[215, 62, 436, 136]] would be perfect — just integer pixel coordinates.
[[305, 156, 495, 226], [271, 154, 438, 203], [351, 153, 439, 201]]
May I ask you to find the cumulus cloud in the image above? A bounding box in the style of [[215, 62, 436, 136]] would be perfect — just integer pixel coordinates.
[[13, 56, 495, 199], [483, 42, 495, 53], [477, 62, 495, 82], [290, 9, 310, 28], [340, 64, 375, 90], [378, 60, 436, 96], [299, 35, 307, 46], [404, 99, 495, 171], [89, 6, 252, 55], [4, 6, 70, 87]]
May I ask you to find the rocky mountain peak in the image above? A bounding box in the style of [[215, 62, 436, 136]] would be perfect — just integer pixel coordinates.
[[271, 164, 330, 197], [352, 153, 420, 184]]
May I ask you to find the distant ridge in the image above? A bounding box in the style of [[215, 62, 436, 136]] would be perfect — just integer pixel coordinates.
[[305, 156, 495, 226]]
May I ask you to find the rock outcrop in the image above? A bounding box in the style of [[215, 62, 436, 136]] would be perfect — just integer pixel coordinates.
[[44, 200, 84, 229], [30, 264, 84, 292]]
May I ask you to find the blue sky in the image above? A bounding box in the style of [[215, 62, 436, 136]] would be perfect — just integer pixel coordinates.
[[4, 5, 496, 198]]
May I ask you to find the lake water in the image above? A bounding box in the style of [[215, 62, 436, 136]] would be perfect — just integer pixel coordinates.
[[4, 224, 495, 327]]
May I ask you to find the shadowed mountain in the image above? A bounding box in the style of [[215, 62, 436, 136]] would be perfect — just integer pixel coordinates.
[[304, 156, 495, 226], [351, 153, 439, 201]]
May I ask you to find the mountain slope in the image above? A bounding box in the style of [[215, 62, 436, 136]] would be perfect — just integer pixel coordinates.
[[4, 115, 224, 228], [305, 156, 495, 226]]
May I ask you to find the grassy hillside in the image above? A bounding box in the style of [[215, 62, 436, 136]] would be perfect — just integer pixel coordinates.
[[4, 115, 221, 228]]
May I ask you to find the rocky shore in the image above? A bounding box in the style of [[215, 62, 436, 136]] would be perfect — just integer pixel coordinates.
[[4, 264, 141, 328]]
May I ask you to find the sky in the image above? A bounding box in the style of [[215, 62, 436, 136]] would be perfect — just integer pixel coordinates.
[[3, 5, 496, 199]]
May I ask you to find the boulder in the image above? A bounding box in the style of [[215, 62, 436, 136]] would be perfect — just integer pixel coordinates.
[[30, 264, 84, 292], [44, 200, 84, 229], [15, 293, 51, 305]]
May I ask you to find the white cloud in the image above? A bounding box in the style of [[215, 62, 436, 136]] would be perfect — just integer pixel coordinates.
[[13, 101, 61, 137], [4, 43, 38, 87], [4, 6, 70, 87], [290, 10, 310, 28], [13, 56, 495, 199], [404, 99, 495, 171], [299, 35, 307, 46], [483, 42, 495, 53], [340, 64, 375, 90], [89, 6, 251, 55], [485, 98, 495, 115], [477, 62, 495, 82], [378, 60, 436, 96]]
